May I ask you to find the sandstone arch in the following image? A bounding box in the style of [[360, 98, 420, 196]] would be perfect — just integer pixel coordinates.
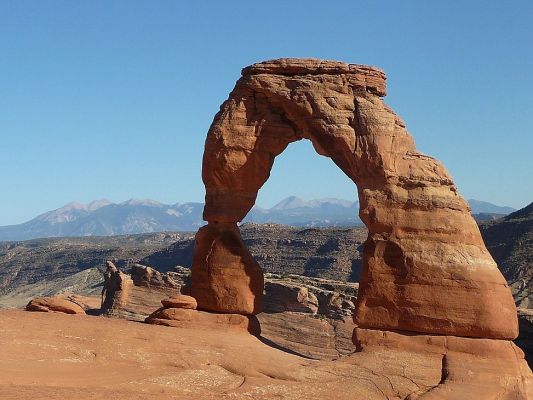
[[191, 58, 517, 340]]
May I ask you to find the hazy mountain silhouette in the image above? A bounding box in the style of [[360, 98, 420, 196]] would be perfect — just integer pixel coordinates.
[[0, 197, 515, 241]]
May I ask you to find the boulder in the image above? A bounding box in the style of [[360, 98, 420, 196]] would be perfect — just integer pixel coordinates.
[[161, 294, 197, 309], [25, 296, 85, 315]]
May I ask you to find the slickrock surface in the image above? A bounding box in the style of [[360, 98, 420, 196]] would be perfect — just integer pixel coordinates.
[[25, 296, 85, 314], [256, 312, 357, 359], [1, 310, 531, 400], [64, 294, 101, 312], [192, 57, 517, 339], [353, 327, 533, 399]]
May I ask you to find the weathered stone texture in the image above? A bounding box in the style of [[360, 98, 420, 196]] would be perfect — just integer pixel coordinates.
[[25, 296, 86, 314], [191, 223, 264, 314], [100, 262, 180, 321], [192, 58, 517, 340]]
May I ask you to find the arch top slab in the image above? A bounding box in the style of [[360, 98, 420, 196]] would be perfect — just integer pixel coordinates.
[[242, 58, 387, 97], [192, 58, 518, 340]]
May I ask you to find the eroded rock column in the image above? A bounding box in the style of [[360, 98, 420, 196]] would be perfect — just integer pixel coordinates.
[[191, 223, 264, 314]]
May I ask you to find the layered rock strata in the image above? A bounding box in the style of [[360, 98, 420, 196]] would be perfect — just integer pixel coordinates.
[[146, 294, 260, 334], [192, 58, 517, 341]]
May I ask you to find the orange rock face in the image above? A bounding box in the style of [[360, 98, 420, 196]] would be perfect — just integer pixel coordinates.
[[192, 58, 517, 340], [145, 307, 260, 335], [191, 223, 263, 314], [352, 328, 533, 398], [161, 294, 197, 309]]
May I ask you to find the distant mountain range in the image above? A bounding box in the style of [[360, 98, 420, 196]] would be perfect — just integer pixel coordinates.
[[467, 199, 516, 215], [246, 196, 360, 227], [0, 197, 516, 241]]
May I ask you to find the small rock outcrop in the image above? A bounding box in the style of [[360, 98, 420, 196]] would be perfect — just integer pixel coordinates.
[[146, 293, 259, 334], [264, 281, 319, 314], [131, 263, 180, 289], [25, 296, 85, 314], [161, 294, 197, 309], [264, 273, 358, 317], [100, 261, 181, 321]]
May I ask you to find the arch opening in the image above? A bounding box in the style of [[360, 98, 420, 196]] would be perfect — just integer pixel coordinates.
[[243, 137, 365, 284], [247, 138, 361, 225]]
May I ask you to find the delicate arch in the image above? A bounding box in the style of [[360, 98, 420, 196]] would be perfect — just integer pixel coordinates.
[[191, 58, 517, 340]]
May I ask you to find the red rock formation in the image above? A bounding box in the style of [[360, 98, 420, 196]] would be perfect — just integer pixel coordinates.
[[352, 328, 533, 398], [191, 223, 263, 314], [263, 280, 319, 314], [145, 307, 260, 334], [25, 296, 86, 314], [146, 293, 260, 335], [100, 262, 180, 321], [192, 58, 517, 340], [161, 294, 197, 309]]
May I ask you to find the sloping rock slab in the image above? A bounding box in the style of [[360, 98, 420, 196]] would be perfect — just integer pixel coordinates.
[[257, 312, 355, 360], [145, 307, 260, 335], [65, 295, 101, 311]]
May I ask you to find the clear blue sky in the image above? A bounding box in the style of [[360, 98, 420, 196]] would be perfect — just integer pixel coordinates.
[[0, 1, 532, 225]]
